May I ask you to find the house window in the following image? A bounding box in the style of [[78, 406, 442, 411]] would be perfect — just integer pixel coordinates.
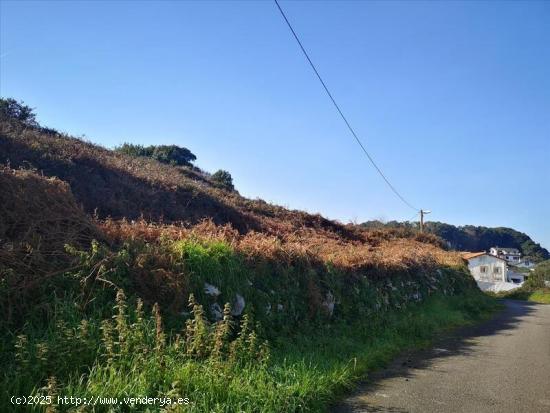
[[480, 266, 488, 273], [493, 267, 501, 274]]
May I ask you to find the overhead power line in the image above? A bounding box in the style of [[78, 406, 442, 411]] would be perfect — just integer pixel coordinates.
[[407, 211, 420, 222], [273, 0, 419, 212]]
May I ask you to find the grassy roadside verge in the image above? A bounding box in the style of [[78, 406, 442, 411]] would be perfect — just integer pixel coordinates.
[[262, 290, 499, 412], [528, 290, 550, 303], [2, 290, 498, 412], [493, 287, 550, 304]]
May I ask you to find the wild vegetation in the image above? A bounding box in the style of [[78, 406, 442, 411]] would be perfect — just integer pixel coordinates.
[[210, 170, 235, 191], [0, 99, 498, 412], [528, 260, 550, 286], [0, 98, 38, 127], [496, 288, 550, 304], [2, 285, 495, 412], [114, 143, 197, 167], [492, 260, 550, 304]]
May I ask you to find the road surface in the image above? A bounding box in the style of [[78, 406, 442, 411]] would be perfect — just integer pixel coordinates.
[[334, 300, 550, 413]]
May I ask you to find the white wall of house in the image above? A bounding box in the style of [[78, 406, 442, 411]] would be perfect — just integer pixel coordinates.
[[467, 255, 507, 282]]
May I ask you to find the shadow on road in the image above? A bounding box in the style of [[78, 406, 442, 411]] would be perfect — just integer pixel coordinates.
[[332, 299, 538, 413]]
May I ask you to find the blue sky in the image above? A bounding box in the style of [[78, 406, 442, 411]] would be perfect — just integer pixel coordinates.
[[1, 0, 549, 248]]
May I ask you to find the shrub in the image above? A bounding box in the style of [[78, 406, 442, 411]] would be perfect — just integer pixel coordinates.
[[114, 143, 150, 158], [525, 260, 550, 289], [211, 169, 234, 191], [150, 144, 196, 166], [0, 167, 100, 329], [0, 98, 38, 127], [115, 143, 196, 166]]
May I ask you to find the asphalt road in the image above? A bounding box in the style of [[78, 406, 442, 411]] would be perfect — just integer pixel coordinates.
[[334, 300, 550, 413]]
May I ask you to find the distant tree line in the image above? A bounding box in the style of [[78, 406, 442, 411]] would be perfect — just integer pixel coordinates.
[[361, 220, 549, 262]]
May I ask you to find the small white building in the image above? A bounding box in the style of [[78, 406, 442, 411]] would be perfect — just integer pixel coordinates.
[[463, 252, 507, 282], [489, 247, 521, 264], [515, 257, 536, 270]]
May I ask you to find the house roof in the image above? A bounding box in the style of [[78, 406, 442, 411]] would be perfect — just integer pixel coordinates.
[[461, 252, 486, 260], [461, 252, 507, 262]]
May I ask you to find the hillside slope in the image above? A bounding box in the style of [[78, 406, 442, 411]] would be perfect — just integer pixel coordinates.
[[0, 120, 360, 240], [0, 116, 466, 323], [0, 105, 495, 413]]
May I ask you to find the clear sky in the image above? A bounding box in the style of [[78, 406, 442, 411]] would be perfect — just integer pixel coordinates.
[[1, 0, 549, 248]]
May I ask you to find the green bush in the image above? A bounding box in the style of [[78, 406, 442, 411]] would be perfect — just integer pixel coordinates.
[[525, 260, 550, 289], [211, 169, 234, 191], [115, 143, 197, 166], [150, 145, 196, 166], [0, 98, 38, 127]]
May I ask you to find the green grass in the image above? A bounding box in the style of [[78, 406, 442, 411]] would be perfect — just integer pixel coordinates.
[[1, 290, 498, 412], [498, 288, 550, 304], [528, 290, 550, 303], [1, 236, 497, 412]]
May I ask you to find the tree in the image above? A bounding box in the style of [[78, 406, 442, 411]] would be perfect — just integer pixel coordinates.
[[526, 260, 550, 289], [150, 145, 196, 166], [114, 143, 196, 167], [0, 98, 38, 127], [211, 170, 234, 191]]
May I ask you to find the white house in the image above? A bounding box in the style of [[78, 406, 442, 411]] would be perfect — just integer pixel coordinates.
[[515, 257, 536, 270], [489, 247, 521, 264], [463, 252, 507, 282]]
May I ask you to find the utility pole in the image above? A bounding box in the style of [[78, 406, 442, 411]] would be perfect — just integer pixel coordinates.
[[420, 209, 431, 233]]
